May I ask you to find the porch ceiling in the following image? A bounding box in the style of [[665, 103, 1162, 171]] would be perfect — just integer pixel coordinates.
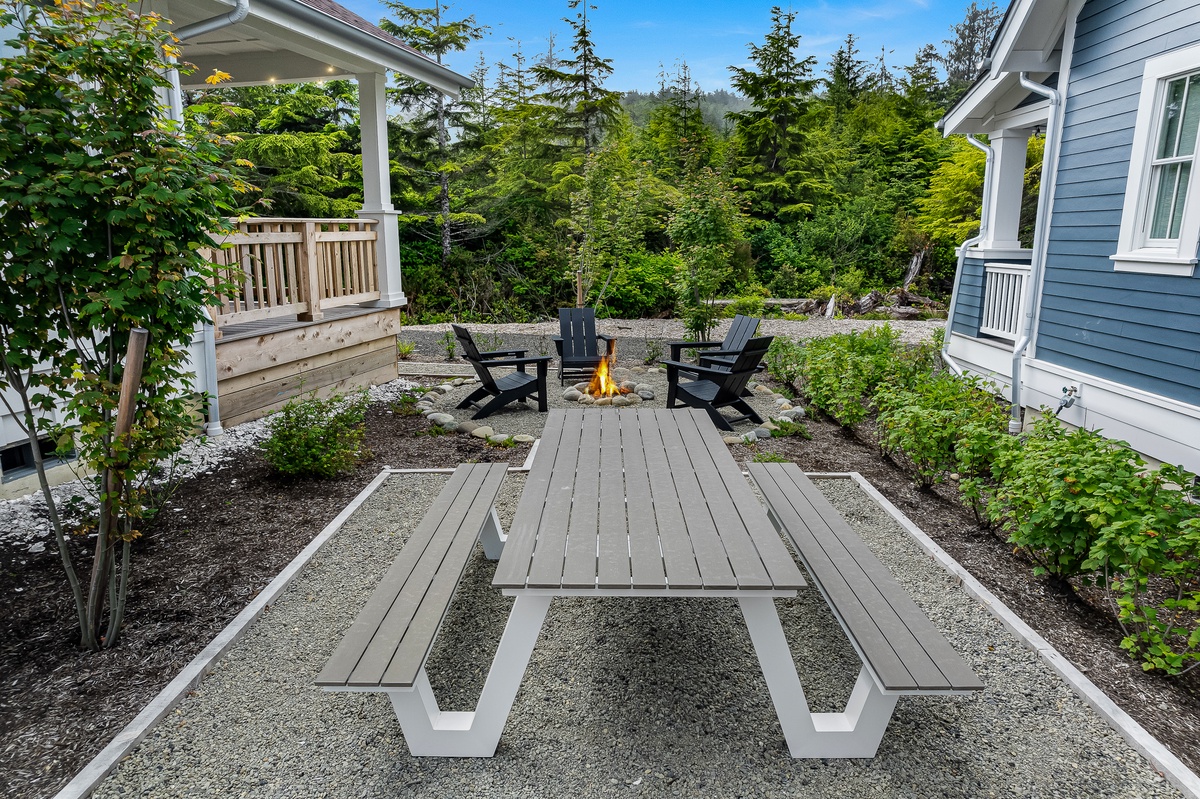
[[151, 0, 470, 94]]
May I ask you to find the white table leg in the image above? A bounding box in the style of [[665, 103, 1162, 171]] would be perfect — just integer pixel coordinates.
[[738, 596, 899, 758], [478, 506, 506, 561], [388, 593, 550, 757]]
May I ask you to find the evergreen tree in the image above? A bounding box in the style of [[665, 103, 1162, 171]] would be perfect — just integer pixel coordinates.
[[825, 34, 866, 119], [381, 2, 486, 270], [531, 0, 622, 156], [726, 6, 822, 222], [939, 1, 1002, 102]]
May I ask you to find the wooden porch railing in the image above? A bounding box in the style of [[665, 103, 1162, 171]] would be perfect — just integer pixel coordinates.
[[978, 262, 1030, 341], [204, 217, 379, 334]]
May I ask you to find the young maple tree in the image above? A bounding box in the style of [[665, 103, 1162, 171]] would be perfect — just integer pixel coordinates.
[[0, 0, 250, 649]]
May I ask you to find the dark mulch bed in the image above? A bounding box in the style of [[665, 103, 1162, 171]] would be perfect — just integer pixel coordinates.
[[1, 389, 1196, 799]]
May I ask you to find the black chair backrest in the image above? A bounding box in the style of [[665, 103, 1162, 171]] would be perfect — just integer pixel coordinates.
[[558, 307, 601, 358], [451, 324, 497, 390], [713, 336, 773, 400], [723, 314, 761, 352]]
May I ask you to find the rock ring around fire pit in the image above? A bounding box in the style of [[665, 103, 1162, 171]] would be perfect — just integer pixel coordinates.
[[415, 364, 801, 446]]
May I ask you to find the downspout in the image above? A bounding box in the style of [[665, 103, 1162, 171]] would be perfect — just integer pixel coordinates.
[[166, 0, 252, 437], [1008, 73, 1062, 434], [940, 133, 995, 377]]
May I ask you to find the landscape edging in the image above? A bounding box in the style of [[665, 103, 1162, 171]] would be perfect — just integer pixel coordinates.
[[818, 471, 1200, 799]]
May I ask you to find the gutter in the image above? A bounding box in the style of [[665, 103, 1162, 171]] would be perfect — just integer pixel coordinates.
[[252, 0, 472, 98], [1007, 73, 1062, 434], [941, 133, 995, 377], [168, 0, 253, 437]]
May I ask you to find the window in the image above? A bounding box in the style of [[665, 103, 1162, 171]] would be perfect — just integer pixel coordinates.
[[1113, 46, 1200, 276]]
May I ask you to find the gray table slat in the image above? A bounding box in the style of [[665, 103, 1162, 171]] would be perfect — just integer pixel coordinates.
[[561, 412, 603, 588], [776, 465, 983, 691], [597, 410, 635, 588], [620, 412, 668, 589], [679, 412, 806, 590], [493, 411, 567, 589], [637, 409, 704, 589], [526, 416, 585, 588], [653, 411, 738, 589], [317, 463, 506, 688], [673, 411, 774, 589]]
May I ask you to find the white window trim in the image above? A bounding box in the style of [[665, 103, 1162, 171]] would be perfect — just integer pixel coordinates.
[[1112, 44, 1200, 277]]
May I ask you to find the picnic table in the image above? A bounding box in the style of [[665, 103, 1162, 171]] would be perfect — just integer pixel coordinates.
[[320, 407, 980, 759]]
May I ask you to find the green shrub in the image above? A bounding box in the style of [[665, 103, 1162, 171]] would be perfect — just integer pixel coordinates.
[[594, 251, 680, 319], [1082, 464, 1200, 675], [396, 340, 416, 360], [800, 324, 920, 426], [876, 373, 1007, 489], [262, 390, 369, 478], [751, 451, 789, 463], [765, 336, 806, 387], [983, 416, 1154, 580], [770, 418, 812, 440]]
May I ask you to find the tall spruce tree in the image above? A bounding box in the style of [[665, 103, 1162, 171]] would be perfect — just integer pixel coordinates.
[[727, 6, 821, 222], [531, 0, 622, 156], [939, 1, 1002, 102], [381, 2, 486, 270]]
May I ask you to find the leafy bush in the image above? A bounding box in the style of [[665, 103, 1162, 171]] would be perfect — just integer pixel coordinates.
[[396, 341, 416, 360], [765, 336, 806, 387], [261, 390, 368, 478], [1082, 465, 1200, 675], [595, 252, 679, 318], [982, 417, 1154, 580], [799, 325, 930, 426], [876, 373, 1007, 489], [770, 418, 812, 440], [726, 293, 766, 318]]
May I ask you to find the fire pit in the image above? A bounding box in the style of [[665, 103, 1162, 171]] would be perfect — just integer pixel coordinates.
[[561, 355, 656, 406]]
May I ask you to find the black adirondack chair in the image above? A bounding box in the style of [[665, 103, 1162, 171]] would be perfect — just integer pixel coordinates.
[[667, 314, 761, 369], [663, 336, 774, 431], [452, 325, 550, 420], [553, 307, 616, 384]]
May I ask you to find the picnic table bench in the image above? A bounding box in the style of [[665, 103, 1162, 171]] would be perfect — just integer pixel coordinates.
[[316, 463, 508, 714], [747, 461, 984, 756]]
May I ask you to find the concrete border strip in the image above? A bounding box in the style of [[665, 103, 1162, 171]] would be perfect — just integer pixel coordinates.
[[808, 471, 1199, 799], [53, 454, 537, 799]]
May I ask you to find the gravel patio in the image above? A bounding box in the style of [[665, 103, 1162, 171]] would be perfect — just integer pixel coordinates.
[[88, 470, 1180, 799]]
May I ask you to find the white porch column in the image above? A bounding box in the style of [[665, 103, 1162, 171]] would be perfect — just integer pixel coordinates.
[[978, 128, 1034, 251], [356, 70, 407, 308]]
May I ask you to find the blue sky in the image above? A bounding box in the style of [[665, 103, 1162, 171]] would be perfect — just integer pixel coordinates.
[[340, 0, 977, 92]]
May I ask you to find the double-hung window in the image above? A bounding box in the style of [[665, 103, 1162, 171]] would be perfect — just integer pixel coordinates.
[[1113, 46, 1200, 276]]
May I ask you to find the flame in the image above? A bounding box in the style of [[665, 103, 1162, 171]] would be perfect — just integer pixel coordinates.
[[587, 344, 629, 398]]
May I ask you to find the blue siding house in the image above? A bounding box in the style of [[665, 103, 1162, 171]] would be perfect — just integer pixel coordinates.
[[940, 0, 1200, 471]]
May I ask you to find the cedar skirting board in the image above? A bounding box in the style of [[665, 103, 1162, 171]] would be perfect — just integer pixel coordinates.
[[216, 308, 401, 428]]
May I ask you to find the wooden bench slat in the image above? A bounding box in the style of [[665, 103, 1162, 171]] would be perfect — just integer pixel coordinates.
[[526, 415, 585, 588], [639, 409, 705, 589], [493, 411, 567, 588], [316, 463, 507, 689], [748, 463, 983, 693], [596, 410, 634, 588], [620, 411, 669, 589], [778, 467, 983, 691]]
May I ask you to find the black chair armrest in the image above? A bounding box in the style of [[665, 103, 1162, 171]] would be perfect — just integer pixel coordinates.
[[697, 348, 738, 358], [477, 355, 552, 368], [480, 349, 526, 359], [660, 358, 738, 378], [667, 340, 723, 360]]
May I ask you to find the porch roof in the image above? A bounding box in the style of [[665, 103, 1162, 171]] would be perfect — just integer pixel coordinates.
[[939, 0, 1068, 135], [158, 0, 471, 96]]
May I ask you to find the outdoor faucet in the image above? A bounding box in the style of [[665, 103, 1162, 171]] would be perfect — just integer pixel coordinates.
[[1054, 385, 1078, 416]]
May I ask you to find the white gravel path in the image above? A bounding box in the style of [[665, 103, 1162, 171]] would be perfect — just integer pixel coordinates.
[[89, 472, 1180, 799]]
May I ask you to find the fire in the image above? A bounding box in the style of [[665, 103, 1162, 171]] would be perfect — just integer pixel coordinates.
[[586, 343, 630, 398]]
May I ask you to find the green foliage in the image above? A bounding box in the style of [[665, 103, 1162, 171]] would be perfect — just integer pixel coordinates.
[[765, 336, 807, 386], [751, 451, 790, 463], [876, 373, 1007, 489], [262, 391, 369, 478], [643, 338, 664, 365], [0, 1, 251, 649], [442, 331, 457, 361], [596, 252, 679, 318], [391, 393, 422, 416], [396, 341, 417, 360], [769, 419, 812, 440], [727, 288, 767, 318]]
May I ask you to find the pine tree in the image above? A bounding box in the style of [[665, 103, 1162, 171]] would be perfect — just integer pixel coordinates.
[[939, 1, 1002, 102], [825, 34, 866, 119], [726, 6, 822, 222], [381, 2, 486, 269], [531, 0, 622, 156]]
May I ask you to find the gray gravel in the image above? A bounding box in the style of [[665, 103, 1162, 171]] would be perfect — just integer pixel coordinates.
[[397, 316, 944, 365], [91, 472, 1178, 799]]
